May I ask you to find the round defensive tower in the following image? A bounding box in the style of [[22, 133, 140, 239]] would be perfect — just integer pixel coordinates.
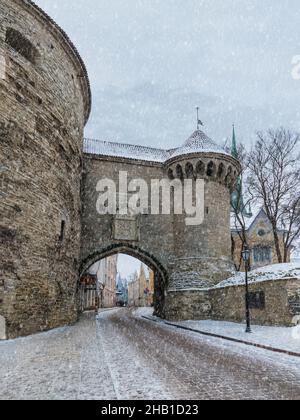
[[0, 0, 91, 338], [164, 130, 241, 320]]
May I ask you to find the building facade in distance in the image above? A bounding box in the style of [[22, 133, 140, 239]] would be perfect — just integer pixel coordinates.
[[128, 264, 154, 308], [231, 208, 290, 271], [89, 256, 118, 308], [230, 128, 290, 271], [116, 273, 128, 307]]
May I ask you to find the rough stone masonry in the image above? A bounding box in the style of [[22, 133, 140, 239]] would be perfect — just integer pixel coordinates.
[[0, 0, 90, 338], [9, 0, 297, 339]]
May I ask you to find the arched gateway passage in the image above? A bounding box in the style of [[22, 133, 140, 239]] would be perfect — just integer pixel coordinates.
[[79, 244, 168, 318], [80, 129, 240, 322]]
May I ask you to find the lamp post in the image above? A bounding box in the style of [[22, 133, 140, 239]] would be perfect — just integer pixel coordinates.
[[241, 245, 252, 333]]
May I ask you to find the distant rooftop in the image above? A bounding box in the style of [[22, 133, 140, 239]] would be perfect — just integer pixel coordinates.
[[84, 130, 230, 163]]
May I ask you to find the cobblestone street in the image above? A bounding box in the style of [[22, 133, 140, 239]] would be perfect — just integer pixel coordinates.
[[0, 308, 300, 400]]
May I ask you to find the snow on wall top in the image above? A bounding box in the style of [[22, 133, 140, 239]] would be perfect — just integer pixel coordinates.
[[84, 138, 170, 162], [215, 263, 300, 289], [83, 130, 229, 163]]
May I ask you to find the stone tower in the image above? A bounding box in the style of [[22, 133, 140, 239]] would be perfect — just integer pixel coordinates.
[[0, 0, 91, 338], [164, 130, 241, 319]]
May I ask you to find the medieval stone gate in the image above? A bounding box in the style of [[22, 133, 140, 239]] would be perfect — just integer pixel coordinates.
[[0, 0, 240, 339], [80, 133, 240, 321]]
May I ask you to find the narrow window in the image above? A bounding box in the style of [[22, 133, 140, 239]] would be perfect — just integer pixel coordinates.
[[207, 161, 216, 177], [217, 163, 224, 178], [176, 164, 184, 180], [196, 161, 205, 176], [59, 220, 66, 242], [185, 162, 194, 179], [5, 28, 38, 64], [168, 168, 174, 180]]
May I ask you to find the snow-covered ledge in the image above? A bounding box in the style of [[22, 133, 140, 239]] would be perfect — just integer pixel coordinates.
[[165, 264, 300, 326], [215, 263, 300, 289], [210, 263, 300, 327]]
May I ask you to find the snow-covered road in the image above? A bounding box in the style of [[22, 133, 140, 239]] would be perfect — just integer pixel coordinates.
[[0, 308, 300, 400]]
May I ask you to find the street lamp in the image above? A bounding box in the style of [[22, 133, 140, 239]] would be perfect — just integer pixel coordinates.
[[241, 245, 252, 333]]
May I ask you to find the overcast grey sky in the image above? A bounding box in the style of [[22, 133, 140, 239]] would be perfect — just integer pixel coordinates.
[[35, 0, 300, 150], [118, 254, 141, 279]]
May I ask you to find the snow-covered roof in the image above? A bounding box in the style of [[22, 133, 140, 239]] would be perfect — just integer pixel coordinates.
[[231, 207, 266, 232], [170, 130, 230, 159], [215, 263, 300, 289], [231, 206, 288, 234], [84, 138, 170, 162], [83, 130, 230, 163]]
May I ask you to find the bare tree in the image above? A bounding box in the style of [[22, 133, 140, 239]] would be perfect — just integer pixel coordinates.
[[231, 143, 253, 271], [247, 128, 300, 263], [280, 194, 300, 262]]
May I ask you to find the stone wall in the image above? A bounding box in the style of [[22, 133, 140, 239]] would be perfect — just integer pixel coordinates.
[[165, 278, 300, 326], [81, 155, 173, 275], [0, 0, 90, 338], [165, 289, 212, 321], [210, 278, 300, 326]]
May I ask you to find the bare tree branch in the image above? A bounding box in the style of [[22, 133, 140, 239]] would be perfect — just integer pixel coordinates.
[[247, 128, 300, 263]]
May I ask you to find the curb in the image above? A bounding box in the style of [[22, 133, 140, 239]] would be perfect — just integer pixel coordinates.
[[142, 316, 300, 358]]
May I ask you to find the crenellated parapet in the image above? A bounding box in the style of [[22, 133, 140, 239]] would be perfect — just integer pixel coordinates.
[[166, 154, 240, 191]]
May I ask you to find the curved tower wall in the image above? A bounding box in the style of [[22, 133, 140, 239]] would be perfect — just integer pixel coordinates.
[[0, 0, 90, 338], [164, 153, 240, 320]]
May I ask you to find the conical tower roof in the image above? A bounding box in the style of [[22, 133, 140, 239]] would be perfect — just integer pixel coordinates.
[[169, 130, 229, 160]]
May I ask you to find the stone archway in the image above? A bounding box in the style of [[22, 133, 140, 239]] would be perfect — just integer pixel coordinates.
[[79, 243, 169, 318]]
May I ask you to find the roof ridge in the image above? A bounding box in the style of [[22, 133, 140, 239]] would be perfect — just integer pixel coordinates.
[[83, 130, 232, 163], [84, 137, 169, 153]]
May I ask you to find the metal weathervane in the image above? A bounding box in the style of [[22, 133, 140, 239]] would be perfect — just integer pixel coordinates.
[[196, 107, 204, 130]]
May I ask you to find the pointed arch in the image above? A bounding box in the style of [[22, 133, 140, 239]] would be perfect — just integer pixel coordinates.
[[185, 162, 194, 179], [79, 244, 169, 319]]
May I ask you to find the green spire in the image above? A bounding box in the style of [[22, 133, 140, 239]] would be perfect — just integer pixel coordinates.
[[231, 124, 243, 213], [231, 124, 238, 159], [230, 125, 253, 219]]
